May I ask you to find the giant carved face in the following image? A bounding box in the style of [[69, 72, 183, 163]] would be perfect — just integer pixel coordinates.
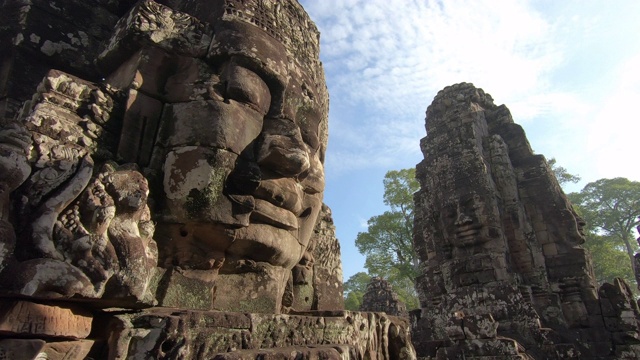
[[425, 102, 504, 251], [152, 0, 328, 271], [439, 191, 502, 249]]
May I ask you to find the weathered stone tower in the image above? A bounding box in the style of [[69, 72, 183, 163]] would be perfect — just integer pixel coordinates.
[[360, 277, 408, 317], [411, 83, 640, 359]]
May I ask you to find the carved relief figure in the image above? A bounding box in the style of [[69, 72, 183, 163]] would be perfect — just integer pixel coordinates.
[[0, 0, 328, 312]]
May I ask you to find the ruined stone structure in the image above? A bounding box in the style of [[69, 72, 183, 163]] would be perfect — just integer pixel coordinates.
[[0, 0, 415, 358], [360, 277, 408, 317], [412, 83, 640, 359]]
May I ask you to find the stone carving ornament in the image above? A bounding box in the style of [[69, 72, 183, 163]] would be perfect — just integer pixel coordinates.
[[0, 0, 329, 312]]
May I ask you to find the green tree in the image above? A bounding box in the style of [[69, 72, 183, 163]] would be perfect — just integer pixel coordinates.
[[583, 233, 635, 285], [354, 168, 420, 309], [548, 157, 581, 187], [343, 272, 371, 310], [569, 178, 640, 286]]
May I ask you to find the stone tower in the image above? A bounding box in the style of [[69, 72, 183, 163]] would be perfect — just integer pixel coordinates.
[[412, 83, 640, 359], [360, 277, 408, 317]]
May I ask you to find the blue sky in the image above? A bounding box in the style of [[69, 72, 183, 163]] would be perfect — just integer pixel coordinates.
[[298, 0, 640, 281]]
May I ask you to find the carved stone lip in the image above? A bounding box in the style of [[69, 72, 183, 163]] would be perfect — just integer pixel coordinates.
[[455, 224, 482, 239], [251, 198, 299, 230], [253, 178, 304, 215]]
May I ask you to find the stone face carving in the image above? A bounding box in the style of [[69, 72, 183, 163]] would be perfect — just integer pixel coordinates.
[[0, 0, 414, 358], [141, 0, 328, 275], [285, 204, 345, 312], [1, 0, 329, 312], [412, 82, 640, 359]]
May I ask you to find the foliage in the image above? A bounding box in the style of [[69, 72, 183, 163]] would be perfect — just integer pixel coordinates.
[[353, 168, 420, 309], [343, 272, 370, 310], [548, 157, 581, 187], [344, 272, 371, 296], [583, 233, 635, 286], [344, 291, 363, 311], [569, 177, 640, 288]]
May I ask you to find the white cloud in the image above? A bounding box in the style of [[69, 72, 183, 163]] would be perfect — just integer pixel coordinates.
[[303, 0, 569, 172], [301, 0, 640, 186], [582, 54, 640, 180]]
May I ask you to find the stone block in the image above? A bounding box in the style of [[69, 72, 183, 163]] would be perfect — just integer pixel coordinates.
[[463, 314, 499, 339], [213, 263, 289, 313], [16, 0, 118, 40], [106, 47, 174, 98], [0, 339, 45, 360], [0, 48, 53, 102], [604, 316, 638, 333], [588, 314, 606, 328], [0, 301, 92, 339], [291, 281, 314, 312], [600, 298, 616, 317], [117, 89, 164, 165], [158, 99, 263, 156], [542, 243, 558, 256], [0, 98, 22, 122], [553, 343, 580, 358], [106, 308, 413, 359], [585, 341, 614, 358], [210, 345, 350, 360], [155, 268, 215, 310], [90, 0, 139, 16], [40, 340, 95, 360], [313, 266, 344, 312], [2, 2, 108, 79], [25, 101, 87, 141], [97, 0, 212, 74], [163, 56, 219, 103]]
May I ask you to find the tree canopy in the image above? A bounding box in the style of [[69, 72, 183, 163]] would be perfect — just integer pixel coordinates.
[[350, 168, 420, 309], [548, 157, 581, 187], [569, 177, 640, 288], [343, 272, 371, 310]]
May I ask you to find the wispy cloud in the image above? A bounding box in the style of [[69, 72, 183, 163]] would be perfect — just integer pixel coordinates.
[[302, 0, 640, 185], [299, 0, 640, 279], [303, 0, 572, 174]]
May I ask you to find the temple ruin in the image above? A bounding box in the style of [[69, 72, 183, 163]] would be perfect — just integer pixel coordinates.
[[360, 277, 408, 318], [411, 83, 640, 359], [1, 1, 639, 359]]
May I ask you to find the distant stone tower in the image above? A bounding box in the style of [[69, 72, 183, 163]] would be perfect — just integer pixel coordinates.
[[360, 277, 408, 317], [411, 83, 640, 359]]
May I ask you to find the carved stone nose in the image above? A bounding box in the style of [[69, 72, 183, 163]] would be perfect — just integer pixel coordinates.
[[257, 118, 310, 177], [455, 212, 473, 226]]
